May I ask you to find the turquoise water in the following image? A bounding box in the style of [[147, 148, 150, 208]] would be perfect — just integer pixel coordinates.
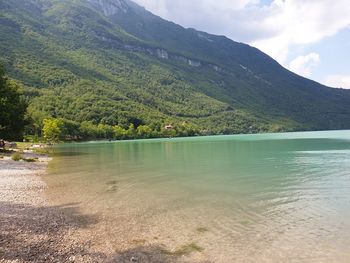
[[46, 130, 350, 262]]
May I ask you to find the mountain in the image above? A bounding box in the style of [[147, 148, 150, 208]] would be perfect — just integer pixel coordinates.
[[1, 0, 350, 134]]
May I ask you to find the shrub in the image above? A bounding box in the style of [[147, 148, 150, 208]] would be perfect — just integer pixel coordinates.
[[23, 158, 37, 162], [12, 152, 22, 161]]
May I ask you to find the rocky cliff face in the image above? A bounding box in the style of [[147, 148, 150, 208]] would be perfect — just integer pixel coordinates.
[[86, 0, 128, 16]]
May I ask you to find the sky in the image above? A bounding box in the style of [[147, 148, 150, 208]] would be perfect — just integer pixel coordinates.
[[132, 0, 350, 89]]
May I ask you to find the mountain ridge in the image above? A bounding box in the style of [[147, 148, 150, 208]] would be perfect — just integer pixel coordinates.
[[1, 0, 350, 136], [87, 0, 130, 16]]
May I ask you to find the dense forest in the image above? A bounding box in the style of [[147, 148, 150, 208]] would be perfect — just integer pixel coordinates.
[[0, 64, 27, 141], [1, 0, 350, 142], [0, 62, 259, 142], [0, 63, 206, 142]]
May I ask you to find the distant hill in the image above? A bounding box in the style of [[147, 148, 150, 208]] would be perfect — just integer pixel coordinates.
[[1, 0, 350, 134]]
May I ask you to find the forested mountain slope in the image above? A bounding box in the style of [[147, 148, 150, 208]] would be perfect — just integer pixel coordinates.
[[1, 0, 350, 135]]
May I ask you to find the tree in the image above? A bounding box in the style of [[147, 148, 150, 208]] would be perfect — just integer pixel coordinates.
[[0, 64, 27, 140], [42, 118, 64, 143], [79, 121, 99, 139], [97, 123, 114, 139], [60, 119, 80, 140], [25, 108, 50, 138], [113, 125, 127, 140], [126, 123, 136, 139], [136, 125, 153, 139]]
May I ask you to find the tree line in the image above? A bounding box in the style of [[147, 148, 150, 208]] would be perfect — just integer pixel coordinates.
[[0, 62, 199, 142], [0, 64, 27, 141], [1, 62, 267, 142], [40, 118, 199, 143]]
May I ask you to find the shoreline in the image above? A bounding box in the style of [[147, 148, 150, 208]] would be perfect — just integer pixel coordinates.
[[0, 154, 110, 262], [56, 128, 350, 145], [0, 152, 183, 263]]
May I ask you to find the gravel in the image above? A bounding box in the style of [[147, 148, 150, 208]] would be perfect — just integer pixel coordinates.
[[0, 155, 200, 263], [0, 157, 109, 263]]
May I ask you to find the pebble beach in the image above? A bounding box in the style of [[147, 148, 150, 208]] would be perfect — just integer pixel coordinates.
[[0, 152, 187, 263], [0, 154, 109, 262]]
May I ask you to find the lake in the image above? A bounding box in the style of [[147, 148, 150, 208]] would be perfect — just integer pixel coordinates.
[[46, 130, 350, 262]]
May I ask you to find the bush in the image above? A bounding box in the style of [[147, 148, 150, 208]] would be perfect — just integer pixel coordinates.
[[42, 118, 64, 143], [12, 152, 22, 161], [23, 158, 37, 162], [24, 135, 41, 143]]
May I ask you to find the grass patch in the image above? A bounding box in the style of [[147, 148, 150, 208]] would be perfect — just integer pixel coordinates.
[[16, 142, 32, 150], [23, 158, 38, 163], [12, 152, 23, 161], [11, 152, 38, 162], [33, 147, 51, 155], [161, 242, 204, 256]]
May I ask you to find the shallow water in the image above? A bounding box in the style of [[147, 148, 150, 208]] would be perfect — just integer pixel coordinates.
[[46, 130, 350, 262]]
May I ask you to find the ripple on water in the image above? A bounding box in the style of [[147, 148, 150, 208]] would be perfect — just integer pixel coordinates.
[[46, 131, 350, 262]]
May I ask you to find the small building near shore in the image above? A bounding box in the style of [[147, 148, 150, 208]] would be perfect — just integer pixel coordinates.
[[165, 124, 174, 130]]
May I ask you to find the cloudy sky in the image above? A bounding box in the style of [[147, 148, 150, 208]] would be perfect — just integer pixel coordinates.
[[133, 0, 350, 89]]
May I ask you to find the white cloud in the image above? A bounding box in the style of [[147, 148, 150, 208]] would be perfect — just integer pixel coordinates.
[[289, 53, 320, 77], [133, 0, 350, 65], [133, 0, 271, 42], [324, 75, 350, 89], [251, 0, 350, 64]]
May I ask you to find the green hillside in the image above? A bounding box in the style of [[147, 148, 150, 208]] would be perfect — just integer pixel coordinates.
[[1, 0, 350, 138]]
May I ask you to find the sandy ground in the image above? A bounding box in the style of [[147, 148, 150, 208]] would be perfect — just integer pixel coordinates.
[[0, 153, 202, 263]]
